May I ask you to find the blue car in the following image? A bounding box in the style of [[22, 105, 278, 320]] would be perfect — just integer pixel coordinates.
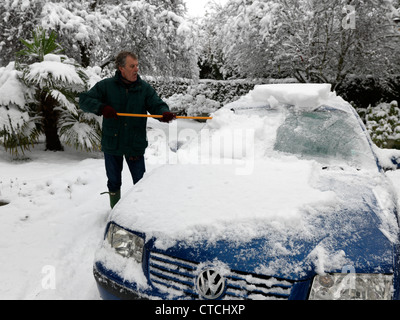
[[93, 84, 400, 300]]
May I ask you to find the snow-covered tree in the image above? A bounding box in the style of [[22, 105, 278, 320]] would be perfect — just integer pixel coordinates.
[[0, 61, 37, 156], [204, 0, 400, 84], [105, 0, 198, 78], [0, 28, 101, 155], [1, 0, 198, 78], [197, 1, 228, 79], [40, 1, 122, 68], [0, 0, 43, 66]]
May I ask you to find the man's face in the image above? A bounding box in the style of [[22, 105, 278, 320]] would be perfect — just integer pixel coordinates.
[[119, 56, 139, 82]]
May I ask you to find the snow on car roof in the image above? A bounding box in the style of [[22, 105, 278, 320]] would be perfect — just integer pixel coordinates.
[[225, 83, 352, 113]]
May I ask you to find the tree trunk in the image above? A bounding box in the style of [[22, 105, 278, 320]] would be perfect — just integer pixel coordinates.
[[79, 42, 91, 68], [40, 91, 64, 151]]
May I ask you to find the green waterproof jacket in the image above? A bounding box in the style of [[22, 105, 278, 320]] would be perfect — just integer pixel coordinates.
[[79, 71, 170, 156]]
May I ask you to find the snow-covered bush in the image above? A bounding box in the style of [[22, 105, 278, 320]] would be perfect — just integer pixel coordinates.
[[0, 28, 101, 156], [0, 62, 37, 155], [142, 76, 192, 98], [366, 101, 400, 149], [166, 93, 221, 117], [164, 80, 243, 117]]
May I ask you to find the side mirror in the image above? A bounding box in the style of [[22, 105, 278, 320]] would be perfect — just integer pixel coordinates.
[[375, 146, 400, 171], [390, 155, 400, 170]]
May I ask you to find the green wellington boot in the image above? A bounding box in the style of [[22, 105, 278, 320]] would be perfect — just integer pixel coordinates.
[[101, 190, 121, 209], [109, 190, 121, 209]]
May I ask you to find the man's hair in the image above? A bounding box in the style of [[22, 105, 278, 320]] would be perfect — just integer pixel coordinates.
[[115, 51, 138, 70]]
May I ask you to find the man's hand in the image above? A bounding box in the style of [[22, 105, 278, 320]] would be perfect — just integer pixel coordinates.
[[102, 105, 118, 119], [161, 111, 176, 123]]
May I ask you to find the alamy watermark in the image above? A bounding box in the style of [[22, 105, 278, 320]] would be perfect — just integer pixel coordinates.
[[342, 5, 356, 30], [41, 265, 56, 290], [147, 121, 256, 175], [340, 264, 357, 292]]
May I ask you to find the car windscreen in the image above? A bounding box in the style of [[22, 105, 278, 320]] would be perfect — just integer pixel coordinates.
[[273, 108, 377, 169]]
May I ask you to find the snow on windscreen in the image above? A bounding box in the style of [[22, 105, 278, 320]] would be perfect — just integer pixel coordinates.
[[194, 83, 377, 170], [273, 109, 377, 169]]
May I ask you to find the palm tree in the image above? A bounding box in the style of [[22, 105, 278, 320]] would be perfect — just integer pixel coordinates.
[[15, 28, 99, 152]]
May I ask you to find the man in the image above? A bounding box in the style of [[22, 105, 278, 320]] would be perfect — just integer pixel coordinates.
[[79, 51, 176, 208]]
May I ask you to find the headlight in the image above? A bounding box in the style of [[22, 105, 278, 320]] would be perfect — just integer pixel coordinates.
[[106, 223, 144, 262], [309, 273, 393, 300]]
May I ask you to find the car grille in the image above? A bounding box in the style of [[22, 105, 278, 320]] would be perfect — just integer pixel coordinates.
[[148, 251, 294, 300]]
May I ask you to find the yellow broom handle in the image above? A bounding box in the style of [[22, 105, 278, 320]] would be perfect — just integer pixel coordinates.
[[116, 113, 212, 120]]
